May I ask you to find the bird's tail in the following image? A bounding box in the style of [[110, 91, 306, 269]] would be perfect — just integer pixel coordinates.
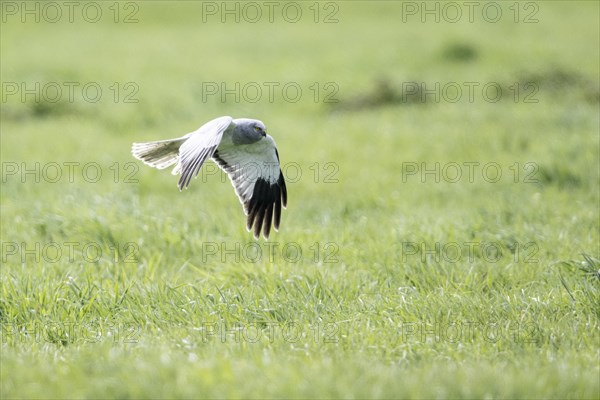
[[131, 137, 186, 170]]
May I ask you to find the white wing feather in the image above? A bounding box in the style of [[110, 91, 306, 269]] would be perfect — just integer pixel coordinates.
[[175, 116, 233, 190], [212, 135, 287, 239]]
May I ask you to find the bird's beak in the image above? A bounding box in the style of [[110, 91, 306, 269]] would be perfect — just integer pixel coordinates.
[[261, 132, 266, 137]]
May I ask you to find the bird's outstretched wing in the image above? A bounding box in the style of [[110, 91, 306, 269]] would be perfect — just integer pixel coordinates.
[[131, 137, 186, 170], [212, 136, 287, 239], [175, 116, 233, 190]]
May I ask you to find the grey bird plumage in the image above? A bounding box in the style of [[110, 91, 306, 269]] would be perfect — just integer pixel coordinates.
[[132, 116, 287, 239]]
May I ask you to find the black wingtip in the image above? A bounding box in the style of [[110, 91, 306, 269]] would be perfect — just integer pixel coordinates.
[[263, 203, 273, 239], [279, 172, 287, 208], [244, 176, 287, 240]]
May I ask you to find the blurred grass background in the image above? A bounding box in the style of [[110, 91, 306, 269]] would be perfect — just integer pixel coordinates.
[[1, 1, 599, 398]]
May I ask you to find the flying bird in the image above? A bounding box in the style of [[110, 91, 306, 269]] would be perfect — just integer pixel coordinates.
[[131, 116, 287, 239]]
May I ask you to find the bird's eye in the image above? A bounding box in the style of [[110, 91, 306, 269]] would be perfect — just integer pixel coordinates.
[[254, 126, 262, 132]]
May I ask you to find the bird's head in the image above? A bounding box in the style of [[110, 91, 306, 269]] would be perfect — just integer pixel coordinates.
[[232, 118, 267, 144]]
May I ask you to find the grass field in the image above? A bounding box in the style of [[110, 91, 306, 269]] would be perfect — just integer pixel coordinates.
[[1, 1, 599, 398]]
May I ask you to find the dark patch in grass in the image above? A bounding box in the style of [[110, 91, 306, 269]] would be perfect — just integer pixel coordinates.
[[1, 98, 78, 121], [330, 77, 428, 111], [536, 164, 582, 189], [505, 67, 599, 104], [332, 67, 598, 112], [35, 214, 67, 241], [517, 68, 588, 92], [31, 100, 68, 118], [1, 72, 90, 121], [442, 42, 478, 62]]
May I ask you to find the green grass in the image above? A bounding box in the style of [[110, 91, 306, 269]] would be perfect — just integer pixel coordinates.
[[1, 1, 599, 398]]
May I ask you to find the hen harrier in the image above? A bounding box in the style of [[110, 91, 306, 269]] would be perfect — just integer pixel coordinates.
[[132, 116, 287, 239]]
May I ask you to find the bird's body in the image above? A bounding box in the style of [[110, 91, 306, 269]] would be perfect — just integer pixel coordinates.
[[132, 116, 287, 239]]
